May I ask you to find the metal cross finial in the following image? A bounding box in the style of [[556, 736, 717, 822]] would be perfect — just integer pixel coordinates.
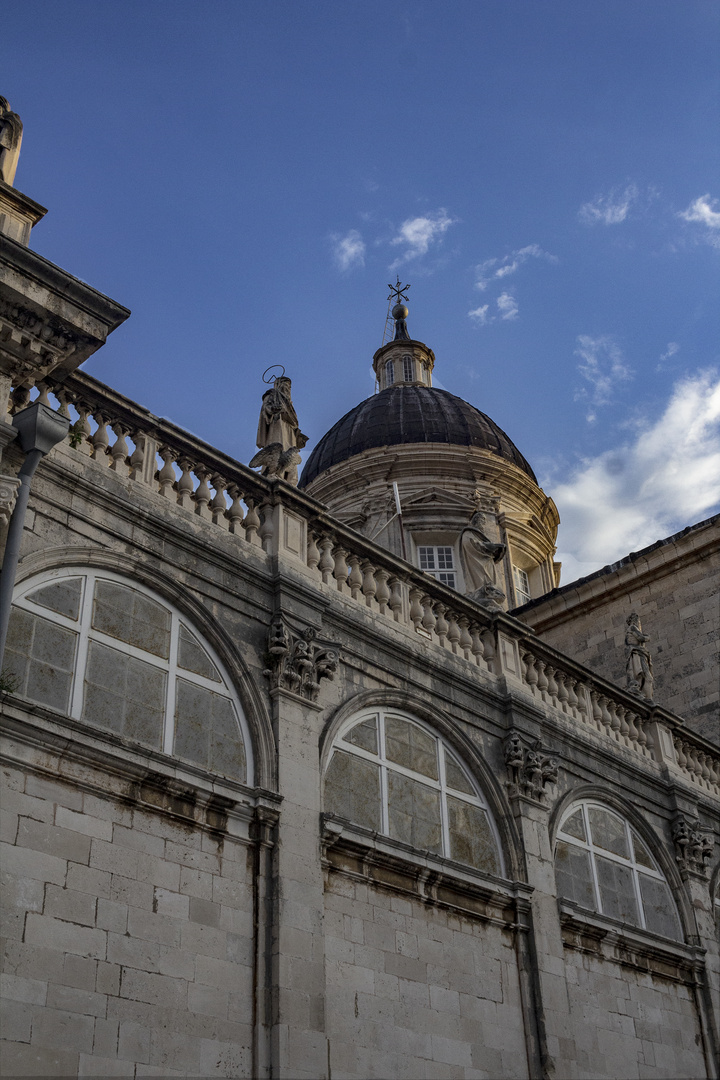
[[387, 277, 410, 305]]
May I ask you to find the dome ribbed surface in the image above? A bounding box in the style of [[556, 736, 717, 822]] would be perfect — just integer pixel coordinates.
[[299, 385, 536, 487]]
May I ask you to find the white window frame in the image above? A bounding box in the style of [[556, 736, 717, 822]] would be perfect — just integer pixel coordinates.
[[10, 567, 253, 780], [327, 708, 505, 876], [556, 800, 679, 935], [417, 544, 457, 588], [513, 565, 531, 605]]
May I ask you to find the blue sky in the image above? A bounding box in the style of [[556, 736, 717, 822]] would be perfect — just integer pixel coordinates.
[[5, 0, 720, 582]]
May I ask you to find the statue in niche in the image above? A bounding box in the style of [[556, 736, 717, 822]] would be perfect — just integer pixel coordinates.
[[251, 373, 308, 484], [0, 98, 23, 186], [625, 612, 654, 700], [460, 510, 506, 605]]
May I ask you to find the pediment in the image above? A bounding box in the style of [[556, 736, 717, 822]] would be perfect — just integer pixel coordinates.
[[401, 487, 475, 512]]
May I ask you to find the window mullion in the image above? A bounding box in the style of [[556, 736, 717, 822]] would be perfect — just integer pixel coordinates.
[[378, 712, 389, 835], [164, 613, 180, 756], [584, 803, 604, 914], [70, 573, 93, 721], [439, 743, 451, 859]]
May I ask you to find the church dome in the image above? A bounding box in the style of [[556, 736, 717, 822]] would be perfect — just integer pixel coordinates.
[[299, 384, 537, 488]]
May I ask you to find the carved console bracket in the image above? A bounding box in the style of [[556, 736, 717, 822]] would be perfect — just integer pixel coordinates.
[[672, 814, 714, 878], [0, 473, 20, 527], [263, 615, 339, 702], [504, 730, 559, 803]]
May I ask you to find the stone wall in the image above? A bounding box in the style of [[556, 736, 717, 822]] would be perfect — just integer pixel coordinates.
[[517, 516, 720, 744]]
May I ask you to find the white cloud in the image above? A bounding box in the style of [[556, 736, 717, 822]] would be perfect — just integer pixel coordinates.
[[468, 304, 490, 325], [497, 292, 518, 320], [656, 341, 680, 372], [389, 209, 455, 266], [678, 194, 720, 249], [331, 229, 365, 271], [551, 371, 720, 582], [579, 184, 639, 225], [474, 244, 557, 291], [574, 335, 633, 420]]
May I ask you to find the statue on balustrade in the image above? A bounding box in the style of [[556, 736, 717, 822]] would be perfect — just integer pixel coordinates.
[[0, 99, 23, 186], [625, 612, 654, 700], [251, 372, 308, 484], [460, 510, 506, 606]]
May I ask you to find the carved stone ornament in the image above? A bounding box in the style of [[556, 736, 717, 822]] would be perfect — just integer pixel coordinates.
[[671, 814, 714, 877], [504, 730, 559, 802], [263, 616, 338, 702], [0, 473, 20, 527]]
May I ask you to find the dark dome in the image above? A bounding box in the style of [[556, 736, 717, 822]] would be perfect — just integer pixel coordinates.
[[299, 385, 536, 487]]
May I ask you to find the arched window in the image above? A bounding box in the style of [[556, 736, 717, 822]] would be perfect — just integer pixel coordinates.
[[402, 355, 414, 382], [325, 709, 502, 875], [555, 801, 681, 940], [5, 570, 250, 783], [385, 359, 395, 387]]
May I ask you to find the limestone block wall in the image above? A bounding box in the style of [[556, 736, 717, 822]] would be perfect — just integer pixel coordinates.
[[324, 875, 528, 1079], [0, 762, 255, 1078], [564, 949, 706, 1080]]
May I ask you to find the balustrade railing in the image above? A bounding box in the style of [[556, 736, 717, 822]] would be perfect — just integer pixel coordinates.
[[6, 371, 719, 800]]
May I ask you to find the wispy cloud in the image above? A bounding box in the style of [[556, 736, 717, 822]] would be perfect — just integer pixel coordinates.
[[389, 209, 455, 267], [656, 341, 680, 372], [331, 229, 365, 271], [474, 244, 557, 291], [678, 194, 720, 248], [497, 292, 518, 320], [574, 335, 633, 422], [468, 304, 490, 325], [552, 371, 720, 582], [579, 184, 639, 225]]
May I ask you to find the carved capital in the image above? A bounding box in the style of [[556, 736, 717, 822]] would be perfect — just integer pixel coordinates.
[[504, 730, 559, 803], [263, 615, 339, 702], [671, 814, 714, 878], [0, 473, 20, 527]]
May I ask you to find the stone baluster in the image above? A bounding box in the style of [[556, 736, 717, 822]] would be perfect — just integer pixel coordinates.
[[422, 596, 437, 638], [632, 713, 648, 755], [556, 671, 569, 713], [434, 603, 448, 647], [458, 616, 473, 661], [566, 677, 579, 717], [590, 690, 603, 732], [54, 386, 72, 419], [225, 484, 245, 534], [192, 465, 213, 520], [575, 681, 589, 725], [522, 652, 538, 694], [36, 382, 52, 407], [258, 502, 274, 553], [470, 623, 486, 668], [607, 700, 623, 742], [129, 433, 146, 481], [598, 696, 613, 737], [447, 612, 461, 655], [536, 659, 549, 700], [210, 476, 228, 528], [361, 562, 377, 607], [409, 587, 424, 631], [91, 413, 110, 463], [674, 738, 687, 772], [624, 708, 640, 750], [545, 666, 559, 708], [388, 577, 404, 623], [157, 446, 177, 498], [176, 457, 195, 509], [482, 630, 497, 674], [306, 531, 320, 574], [332, 546, 349, 592], [108, 423, 131, 476], [71, 401, 93, 455], [346, 555, 363, 600], [375, 569, 390, 616], [318, 536, 335, 584], [244, 498, 262, 546], [643, 722, 655, 760]]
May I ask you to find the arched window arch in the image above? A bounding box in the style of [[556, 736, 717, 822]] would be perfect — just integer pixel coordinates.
[[5, 569, 251, 784], [555, 801, 681, 940], [324, 708, 503, 876]]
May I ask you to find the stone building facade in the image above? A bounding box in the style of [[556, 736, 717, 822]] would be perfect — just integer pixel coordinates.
[[1, 112, 719, 1080]]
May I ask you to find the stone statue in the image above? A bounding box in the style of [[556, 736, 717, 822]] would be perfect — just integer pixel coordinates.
[[0, 98, 23, 186], [460, 511, 506, 605], [252, 374, 308, 485], [625, 612, 654, 700]]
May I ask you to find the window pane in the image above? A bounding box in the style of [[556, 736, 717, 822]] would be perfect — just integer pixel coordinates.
[[555, 841, 596, 910], [561, 809, 586, 842], [444, 751, 475, 795], [385, 717, 438, 779], [447, 797, 499, 873], [209, 692, 246, 781], [639, 875, 681, 940], [436, 572, 456, 587], [84, 640, 165, 747], [92, 580, 171, 658], [173, 679, 245, 780], [595, 855, 639, 923], [177, 623, 221, 682], [325, 750, 380, 831], [436, 548, 454, 570], [387, 771, 442, 854], [418, 547, 436, 571], [26, 578, 82, 621], [632, 831, 655, 870], [5, 608, 75, 713], [342, 717, 378, 755], [588, 806, 629, 859]]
